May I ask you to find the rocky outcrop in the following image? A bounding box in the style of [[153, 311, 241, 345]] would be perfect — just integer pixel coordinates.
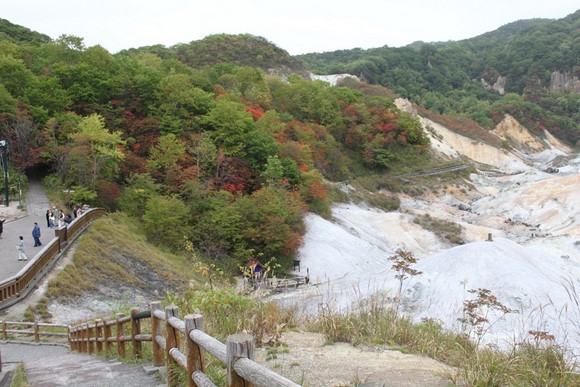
[[492, 114, 545, 152], [479, 75, 507, 95], [310, 73, 361, 86], [550, 71, 580, 93]]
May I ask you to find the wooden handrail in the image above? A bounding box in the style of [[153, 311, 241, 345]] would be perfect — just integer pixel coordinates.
[[68, 301, 301, 387], [0, 320, 68, 344], [0, 208, 107, 310]]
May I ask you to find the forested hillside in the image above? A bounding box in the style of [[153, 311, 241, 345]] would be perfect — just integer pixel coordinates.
[[0, 12, 577, 272], [0, 19, 428, 272], [299, 10, 579, 145]]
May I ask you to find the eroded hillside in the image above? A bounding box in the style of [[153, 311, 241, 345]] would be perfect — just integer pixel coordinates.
[[278, 103, 580, 362]]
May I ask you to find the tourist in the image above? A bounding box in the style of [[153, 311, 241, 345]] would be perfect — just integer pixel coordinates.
[[17, 236, 28, 261], [32, 222, 42, 247]]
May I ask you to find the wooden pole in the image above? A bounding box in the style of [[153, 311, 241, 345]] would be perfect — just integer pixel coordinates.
[[185, 314, 204, 387], [131, 308, 142, 359], [165, 305, 179, 387], [116, 313, 126, 358], [34, 322, 40, 343], [226, 333, 255, 387], [87, 322, 94, 354], [95, 319, 103, 354], [67, 325, 74, 351], [104, 319, 112, 353], [151, 301, 164, 366], [79, 324, 86, 353]]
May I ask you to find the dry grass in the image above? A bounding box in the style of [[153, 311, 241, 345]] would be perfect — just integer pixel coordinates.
[[44, 212, 191, 301], [306, 291, 579, 386], [413, 213, 465, 244], [11, 363, 29, 387]]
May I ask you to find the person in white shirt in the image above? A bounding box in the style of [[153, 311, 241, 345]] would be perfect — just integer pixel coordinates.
[[17, 236, 28, 261]]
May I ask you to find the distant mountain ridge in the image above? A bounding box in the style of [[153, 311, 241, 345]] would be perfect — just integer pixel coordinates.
[[121, 33, 307, 75], [0, 18, 51, 45], [298, 10, 579, 146], [1, 12, 578, 146]]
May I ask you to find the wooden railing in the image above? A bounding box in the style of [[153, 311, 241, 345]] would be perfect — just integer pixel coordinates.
[[68, 301, 300, 387], [0, 320, 69, 345], [0, 208, 106, 310]]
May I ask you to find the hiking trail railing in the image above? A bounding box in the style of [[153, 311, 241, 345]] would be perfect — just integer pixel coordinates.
[[67, 301, 299, 387], [1, 320, 68, 345], [0, 208, 106, 310]]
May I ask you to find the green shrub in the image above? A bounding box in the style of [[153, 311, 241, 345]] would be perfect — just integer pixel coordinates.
[[167, 287, 295, 347], [414, 213, 464, 244], [366, 193, 400, 212]]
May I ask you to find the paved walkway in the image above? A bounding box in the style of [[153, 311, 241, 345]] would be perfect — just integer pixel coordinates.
[[0, 179, 54, 280], [0, 342, 165, 386]]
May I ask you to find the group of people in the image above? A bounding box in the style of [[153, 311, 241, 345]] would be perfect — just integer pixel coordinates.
[[45, 205, 86, 228], [46, 208, 68, 228], [5, 204, 88, 262]]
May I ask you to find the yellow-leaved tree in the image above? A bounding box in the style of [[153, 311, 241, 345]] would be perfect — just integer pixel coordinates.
[[68, 113, 125, 189]]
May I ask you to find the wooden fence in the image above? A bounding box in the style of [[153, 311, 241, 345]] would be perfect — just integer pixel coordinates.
[[1, 320, 69, 345], [68, 301, 300, 387], [0, 208, 106, 310]]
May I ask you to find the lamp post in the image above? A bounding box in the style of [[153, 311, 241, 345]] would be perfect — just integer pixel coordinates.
[[0, 140, 8, 207]]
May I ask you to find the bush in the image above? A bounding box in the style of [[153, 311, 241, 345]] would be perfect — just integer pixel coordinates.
[[143, 195, 190, 250], [167, 287, 295, 346], [366, 193, 400, 212], [414, 213, 464, 244]]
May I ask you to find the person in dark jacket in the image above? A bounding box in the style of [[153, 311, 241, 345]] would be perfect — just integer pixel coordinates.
[[0, 218, 5, 239], [32, 222, 42, 247]]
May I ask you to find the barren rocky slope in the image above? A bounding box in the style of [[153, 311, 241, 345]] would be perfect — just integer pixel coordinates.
[[279, 100, 579, 366]]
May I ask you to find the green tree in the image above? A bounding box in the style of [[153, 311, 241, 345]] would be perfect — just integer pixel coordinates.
[[0, 84, 18, 116], [147, 133, 186, 175], [190, 132, 217, 178], [205, 98, 255, 157], [155, 73, 215, 134], [67, 113, 125, 189], [142, 195, 189, 249], [0, 54, 35, 98], [118, 173, 160, 218]]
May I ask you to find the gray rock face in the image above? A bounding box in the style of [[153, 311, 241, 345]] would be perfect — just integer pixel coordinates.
[[550, 71, 580, 93]]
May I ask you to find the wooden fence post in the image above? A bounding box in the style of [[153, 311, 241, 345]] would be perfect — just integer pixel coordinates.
[[95, 319, 103, 354], [104, 319, 112, 353], [131, 308, 142, 359], [165, 305, 180, 387], [67, 325, 74, 351], [79, 324, 86, 353], [116, 313, 126, 358], [34, 322, 40, 343], [87, 322, 94, 354], [185, 314, 204, 387], [151, 301, 164, 366], [2, 321, 7, 341], [226, 333, 255, 387]]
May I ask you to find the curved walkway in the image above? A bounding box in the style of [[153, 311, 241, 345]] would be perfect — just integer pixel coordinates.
[[0, 179, 53, 279]]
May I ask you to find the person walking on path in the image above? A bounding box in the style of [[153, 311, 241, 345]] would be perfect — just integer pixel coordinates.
[[0, 218, 5, 238], [32, 222, 42, 247], [17, 236, 28, 261]]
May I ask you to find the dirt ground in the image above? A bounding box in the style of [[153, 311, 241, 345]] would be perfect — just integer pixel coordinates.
[[254, 331, 455, 386]]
